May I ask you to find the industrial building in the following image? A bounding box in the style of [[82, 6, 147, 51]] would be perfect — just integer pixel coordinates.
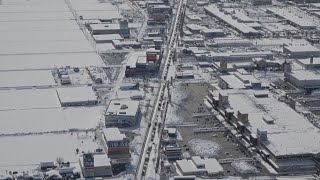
[[186, 14, 202, 21], [80, 153, 112, 178], [219, 72, 261, 89], [112, 40, 141, 49], [105, 100, 140, 127], [209, 38, 252, 47], [186, 24, 207, 34], [285, 70, 320, 89], [250, 0, 272, 5], [204, 6, 261, 38], [93, 34, 123, 43], [214, 61, 255, 72], [267, 8, 316, 30], [208, 89, 320, 174], [201, 29, 225, 38], [102, 128, 130, 163], [283, 45, 320, 58], [176, 157, 223, 176], [208, 51, 273, 62], [295, 57, 320, 69], [56, 87, 98, 107], [182, 37, 205, 46], [291, 0, 319, 4], [88, 20, 130, 38]]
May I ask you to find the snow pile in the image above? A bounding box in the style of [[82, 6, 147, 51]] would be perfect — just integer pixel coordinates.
[[188, 139, 220, 157], [231, 161, 260, 174]]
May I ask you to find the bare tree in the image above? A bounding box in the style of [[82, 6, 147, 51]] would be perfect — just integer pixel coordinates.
[[56, 157, 64, 167]]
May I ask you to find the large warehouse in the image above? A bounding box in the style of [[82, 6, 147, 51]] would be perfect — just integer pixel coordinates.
[[56, 86, 98, 107], [285, 70, 320, 89], [204, 5, 261, 38], [208, 89, 320, 174], [283, 45, 320, 58]]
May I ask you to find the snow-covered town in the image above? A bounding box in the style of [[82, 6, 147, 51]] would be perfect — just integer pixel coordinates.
[[0, 0, 320, 179]]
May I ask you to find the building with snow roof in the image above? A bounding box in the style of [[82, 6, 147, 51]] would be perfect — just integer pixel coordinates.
[[105, 100, 140, 127], [80, 153, 112, 178], [56, 86, 98, 107], [208, 89, 320, 174], [176, 157, 223, 176], [102, 128, 130, 163]]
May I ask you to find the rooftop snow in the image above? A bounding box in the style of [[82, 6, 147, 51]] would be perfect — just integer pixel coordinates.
[[289, 70, 320, 81], [76, 11, 122, 20], [106, 100, 140, 117], [284, 45, 320, 53], [204, 5, 259, 34], [56, 86, 97, 105], [267, 7, 316, 29], [93, 34, 123, 41], [103, 128, 127, 142], [212, 89, 320, 156], [296, 57, 320, 65], [93, 154, 111, 167], [220, 75, 246, 89]]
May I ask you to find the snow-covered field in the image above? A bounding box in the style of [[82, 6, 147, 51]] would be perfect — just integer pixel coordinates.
[[0, 132, 99, 172], [0, 106, 103, 135], [0, 89, 61, 111], [0, 70, 56, 88], [188, 139, 221, 157]]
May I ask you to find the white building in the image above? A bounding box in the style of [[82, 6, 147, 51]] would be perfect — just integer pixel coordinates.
[[295, 57, 320, 69], [176, 157, 223, 176], [204, 6, 260, 37], [103, 128, 130, 162], [208, 89, 320, 174], [105, 100, 140, 127], [209, 51, 273, 62], [285, 70, 320, 89], [267, 8, 316, 30], [56, 87, 98, 107], [93, 34, 123, 43], [212, 38, 252, 47], [219, 72, 261, 89], [88, 20, 130, 38], [80, 153, 112, 178], [283, 45, 320, 58]]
